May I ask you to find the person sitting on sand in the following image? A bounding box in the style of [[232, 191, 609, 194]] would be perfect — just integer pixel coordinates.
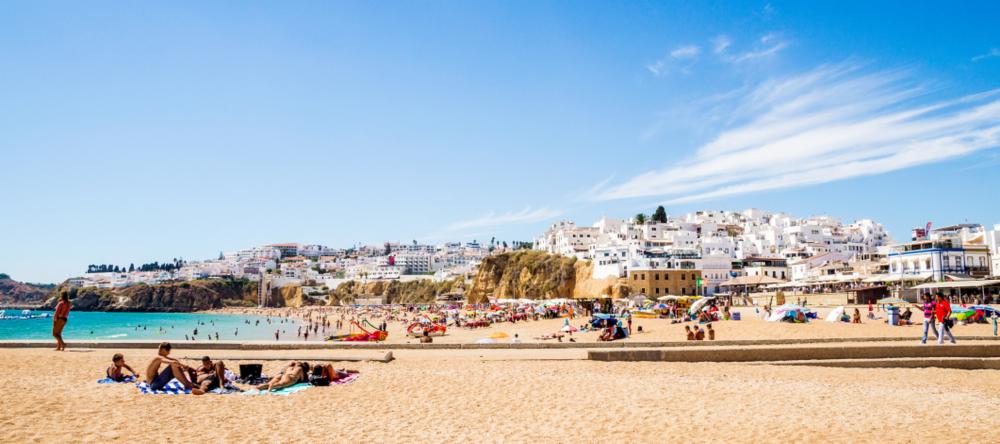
[[852, 308, 862, 324], [256, 361, 310, 392], [308, 364, 359, 386], [144, 342, 203, 395], [706, 324, 715, 341], [694, 326, 705, 340], [419, 330, 433, 344], [685, 325, 694, 341], [107, 353, 139, 382], [194, 356, 228, 392]]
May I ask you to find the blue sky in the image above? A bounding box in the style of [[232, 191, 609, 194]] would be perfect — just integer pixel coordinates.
[[2, 1, 999, 283]]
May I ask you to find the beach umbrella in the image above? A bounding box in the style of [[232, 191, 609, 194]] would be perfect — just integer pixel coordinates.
[[688, 296, 715, 316]]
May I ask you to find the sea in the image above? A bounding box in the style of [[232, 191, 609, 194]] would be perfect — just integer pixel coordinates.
[[0, 310, 311, 341]]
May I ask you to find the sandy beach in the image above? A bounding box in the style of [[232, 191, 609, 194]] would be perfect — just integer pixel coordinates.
[[206, 305, 1000, 345], [1, 345, 999, 443]]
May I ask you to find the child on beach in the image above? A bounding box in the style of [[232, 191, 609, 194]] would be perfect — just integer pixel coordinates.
[[695, 327, 705, 341], [707, 324, 715, 340], [685, 325, 694, 340], [107, 353, 139, 382]]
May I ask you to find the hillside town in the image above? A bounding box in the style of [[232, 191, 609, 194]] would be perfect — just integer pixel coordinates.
[[534, 208, 1000, 302], [68, 240, 502, 293], [64, 208, 1000, 303]]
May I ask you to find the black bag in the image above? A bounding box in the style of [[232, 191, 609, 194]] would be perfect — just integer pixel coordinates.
[[944, 318, 954, 328], [239, 364, 262, 381]]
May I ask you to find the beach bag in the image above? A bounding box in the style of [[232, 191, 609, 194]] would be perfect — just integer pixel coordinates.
[[944, 318, 954, 328], [239, 364, 263, 381]]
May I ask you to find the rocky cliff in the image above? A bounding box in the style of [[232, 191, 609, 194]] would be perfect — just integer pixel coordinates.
[[466, 251, 632, 303], [330, 278, 463, 305], [0, 274, 56, 306], [42, 279, 259, 312]]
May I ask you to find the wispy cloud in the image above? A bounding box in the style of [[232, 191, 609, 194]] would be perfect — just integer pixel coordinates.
[[711, 35, 732, 54], [972, 48, 1000, 62], [447, 207, 563, 231], [726, 33, 788, 63], [670, 45, 700, 59], [647, 44, 701, 76], [593, 62, 1000, 204]]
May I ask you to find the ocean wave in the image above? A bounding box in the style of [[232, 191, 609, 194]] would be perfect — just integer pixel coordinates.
[[104, 333, 128, 338]]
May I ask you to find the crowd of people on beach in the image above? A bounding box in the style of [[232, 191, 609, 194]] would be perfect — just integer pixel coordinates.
[[103, 342, 359, 395]]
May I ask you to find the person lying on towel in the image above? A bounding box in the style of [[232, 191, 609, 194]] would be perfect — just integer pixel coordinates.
[[308, 364, 359, 386], [256, 361, 310, 392]]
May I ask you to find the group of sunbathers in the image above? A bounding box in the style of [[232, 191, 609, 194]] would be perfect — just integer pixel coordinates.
[[105, 342, 357, 395]]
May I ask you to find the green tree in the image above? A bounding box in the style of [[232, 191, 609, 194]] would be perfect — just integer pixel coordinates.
[[634, 213, 647, 224], [128, 263, 134, 272], [652, 205, 667, 223]]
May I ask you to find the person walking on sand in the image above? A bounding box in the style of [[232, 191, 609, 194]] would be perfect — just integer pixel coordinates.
[[53, 293, 71, 351], [936, 293, 956, 344], [918, 294, 939, 344]]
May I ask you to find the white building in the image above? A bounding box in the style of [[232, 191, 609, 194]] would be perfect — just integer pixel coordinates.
[[987, 224, 1000, 277]]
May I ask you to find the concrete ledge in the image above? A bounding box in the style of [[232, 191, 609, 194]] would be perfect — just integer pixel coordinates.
[[588, 343, 1000, 362], [1, 336, 999, 351], [766, 357, 1000, 370]]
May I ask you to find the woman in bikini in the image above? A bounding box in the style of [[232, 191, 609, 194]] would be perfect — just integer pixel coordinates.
[[256, 361, 310, 391]]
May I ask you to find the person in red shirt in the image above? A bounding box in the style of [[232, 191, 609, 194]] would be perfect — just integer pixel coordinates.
[[52, 293, 71, 351], [935, 293, 956, 344]]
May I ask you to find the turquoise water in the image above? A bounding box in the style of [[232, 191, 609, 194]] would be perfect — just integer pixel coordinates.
[[0, 310, 310, 341]]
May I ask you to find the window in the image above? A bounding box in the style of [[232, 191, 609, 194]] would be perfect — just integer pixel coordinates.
[[633, 274, 638, 281], [681, 274, 686, 280], [655, 273, 660, 281], [682, 288, 687, 295], [691, 273, 696, 281], [655, 287, 660, 294]]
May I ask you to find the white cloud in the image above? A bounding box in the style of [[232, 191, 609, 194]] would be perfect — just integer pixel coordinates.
[[972, 48, 1000, 62], [670, 45, 701, 59], [646, 44, 701, 77], [727, 34, 788, 63], [591, 63, 1000, 204], [447, 207, 563, 231], [711, 35, 732, 54]]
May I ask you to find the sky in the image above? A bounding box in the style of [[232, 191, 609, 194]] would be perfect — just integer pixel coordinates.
[[2, 1, 1000, 283]]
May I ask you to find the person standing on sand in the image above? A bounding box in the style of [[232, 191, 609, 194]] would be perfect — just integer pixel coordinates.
[[936, 293, 956, 345], [52, 293, 70, 351], [918, 294, 939, 344]]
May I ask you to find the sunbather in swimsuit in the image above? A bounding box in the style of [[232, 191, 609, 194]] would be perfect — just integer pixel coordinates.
[[256, 361, 308, 391]]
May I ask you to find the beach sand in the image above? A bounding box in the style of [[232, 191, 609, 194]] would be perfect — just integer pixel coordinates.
[[2, 345, 999, 443]]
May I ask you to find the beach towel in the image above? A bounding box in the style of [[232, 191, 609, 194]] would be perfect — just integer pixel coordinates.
[[331, 373, 360, 385], [97, 375, 136, 384], [242, 383, 313, 396], [136, 379, 192, 395], [135, 369, 242, 395]]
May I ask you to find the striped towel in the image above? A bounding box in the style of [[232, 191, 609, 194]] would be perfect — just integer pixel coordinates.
[[135, 369, 242, 395], [137, 379, 191, 395], [97, 375, 136, 384]]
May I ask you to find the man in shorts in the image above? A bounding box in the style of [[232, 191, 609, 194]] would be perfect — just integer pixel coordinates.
[[144, 342, 204, 395], [194, 356, 229, 391]]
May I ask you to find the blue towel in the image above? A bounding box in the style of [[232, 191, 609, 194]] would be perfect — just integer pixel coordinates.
[[137, 379, 191, 395], [243, 383, 312, 396], [98, 375, 136, 384]]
